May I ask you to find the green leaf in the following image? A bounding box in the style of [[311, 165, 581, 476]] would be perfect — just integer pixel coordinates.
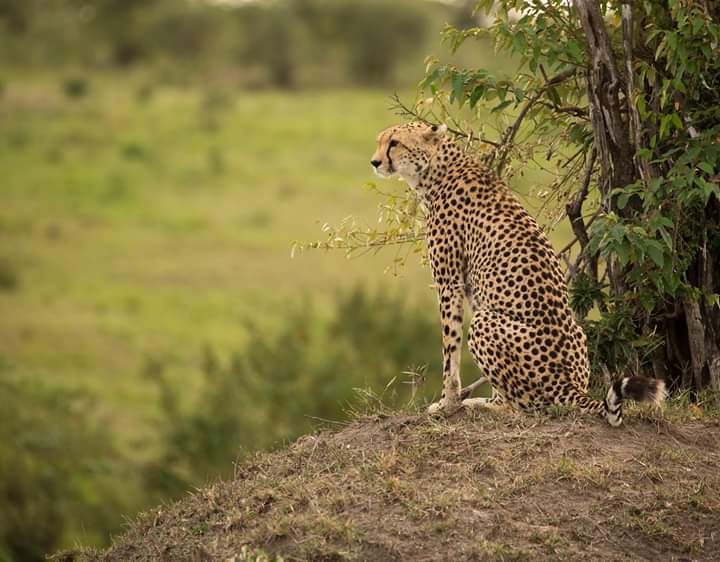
[[639, 293, 657, 313], [645, 241, 665, 268], [646, 66, 656, 86], [698, 161, 714, 175], [491, 99, 513, 113], [546, 86, 561, 106], [421, 67, 441, 89], [469, 85, 485, 108], [696, 176, 719, 203], [659, 227, 673, 249], [511, 33, 526, 53], [617, 192, 630, 210], [610, 223, 626, 243], [670, 112, 683, 131], [685, 146, 702, 161], [497, 84, 508, 101], [451, 72, 465, 106], [667, 32, 677, 51], [613, 243, 630, 266], [659, 114, 672, 139], [707, 293, 720, 309], [650, 214, 673, 230]]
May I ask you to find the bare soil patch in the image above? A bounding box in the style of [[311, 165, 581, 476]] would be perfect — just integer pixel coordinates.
[[66, 411, 720, 561]]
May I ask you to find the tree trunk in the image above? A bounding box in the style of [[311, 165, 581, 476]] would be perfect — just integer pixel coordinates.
[[573, 0, 635, 205], [572, 0, 720, 400]]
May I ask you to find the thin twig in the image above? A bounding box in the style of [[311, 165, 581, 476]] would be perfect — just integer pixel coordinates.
[[558, 208, 601, 256], [536, 100, 589, 119], [495, 68, 578, 176]]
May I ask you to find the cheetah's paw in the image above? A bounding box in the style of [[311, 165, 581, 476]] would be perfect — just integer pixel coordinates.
[[427, 400, 462, 417]]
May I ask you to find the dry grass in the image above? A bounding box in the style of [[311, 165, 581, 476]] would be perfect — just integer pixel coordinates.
[[63, 407, 720, 562]]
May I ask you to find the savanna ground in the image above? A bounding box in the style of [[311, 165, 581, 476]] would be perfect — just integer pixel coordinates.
[[67, 405, 720, 562]]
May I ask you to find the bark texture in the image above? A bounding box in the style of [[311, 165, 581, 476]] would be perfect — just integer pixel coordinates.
[[571, 0, 720, 399]]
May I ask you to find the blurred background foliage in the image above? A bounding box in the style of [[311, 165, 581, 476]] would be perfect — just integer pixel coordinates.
[[0, 0, 525, 560], [0, 0, 483, 87]]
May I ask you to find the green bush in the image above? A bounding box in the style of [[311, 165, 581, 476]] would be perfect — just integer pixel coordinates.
[[335, 1, 429, 84], [0, 259, 18, 292], [0, 0, 444, 88], [233, 4, 299, 88], [0, 289, 485, 555], [0, 371, 127, 561], [144, 287, 480, 496], [61, 77, 90, 99]]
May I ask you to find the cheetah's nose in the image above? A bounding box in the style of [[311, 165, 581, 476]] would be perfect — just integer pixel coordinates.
[[370, 159, 381, 168]]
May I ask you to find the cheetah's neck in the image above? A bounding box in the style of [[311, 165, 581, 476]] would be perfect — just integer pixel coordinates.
[[414, 139, 476, 201]]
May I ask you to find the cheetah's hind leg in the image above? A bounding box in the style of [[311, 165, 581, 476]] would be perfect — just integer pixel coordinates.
[[427, 368, 489, 417], [460, 376, 489, 400], [429, 377, 497, 415]]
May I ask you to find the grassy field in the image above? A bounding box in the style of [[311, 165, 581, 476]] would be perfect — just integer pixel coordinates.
[[0, 73, 570, 440], [1, 77, 415, 436]]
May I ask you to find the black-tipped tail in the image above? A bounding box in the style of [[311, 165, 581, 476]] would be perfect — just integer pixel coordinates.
[[603, 376, 666, 427]]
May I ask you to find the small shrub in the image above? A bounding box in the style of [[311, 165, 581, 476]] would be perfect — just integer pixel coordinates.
[[145, 287, 480, 497], [135, 83, 154, 103], [207, 146, 226, 176], [120, 141, 148, 160], [61, 77, 90, 99], [0, 259, 18, 291], [0, 371, 126, 561], [45, 223, 62, 240], [8, 127, 30, 149]]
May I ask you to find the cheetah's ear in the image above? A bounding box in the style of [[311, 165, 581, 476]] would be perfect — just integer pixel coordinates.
[[424, 123, 448, 141]]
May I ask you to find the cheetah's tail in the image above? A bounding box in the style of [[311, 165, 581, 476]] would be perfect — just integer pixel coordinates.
[[603, 376, 666, 427]]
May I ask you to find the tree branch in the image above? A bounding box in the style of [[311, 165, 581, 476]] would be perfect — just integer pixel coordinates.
[[563, 148, 605, 310], [535, 100, 589, 119], [566, 147, 596, 252], [495, 68, 578, 176]]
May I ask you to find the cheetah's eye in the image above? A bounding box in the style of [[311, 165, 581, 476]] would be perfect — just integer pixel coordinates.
[[389, 140, 399, 148]]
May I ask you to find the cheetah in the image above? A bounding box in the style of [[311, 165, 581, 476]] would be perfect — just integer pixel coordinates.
[[370, 122, 665, 426]]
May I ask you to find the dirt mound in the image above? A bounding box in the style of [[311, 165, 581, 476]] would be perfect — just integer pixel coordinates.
[[68, 410, 719, 561]]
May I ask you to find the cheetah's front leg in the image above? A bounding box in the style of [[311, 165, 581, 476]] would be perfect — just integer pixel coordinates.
[[428, 288, 464, 415]]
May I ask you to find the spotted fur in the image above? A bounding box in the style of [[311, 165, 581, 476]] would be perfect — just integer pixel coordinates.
[[370, 122, 665, 425]]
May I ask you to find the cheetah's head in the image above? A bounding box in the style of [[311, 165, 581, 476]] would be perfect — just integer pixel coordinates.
[[370, 122, 447, 187]]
